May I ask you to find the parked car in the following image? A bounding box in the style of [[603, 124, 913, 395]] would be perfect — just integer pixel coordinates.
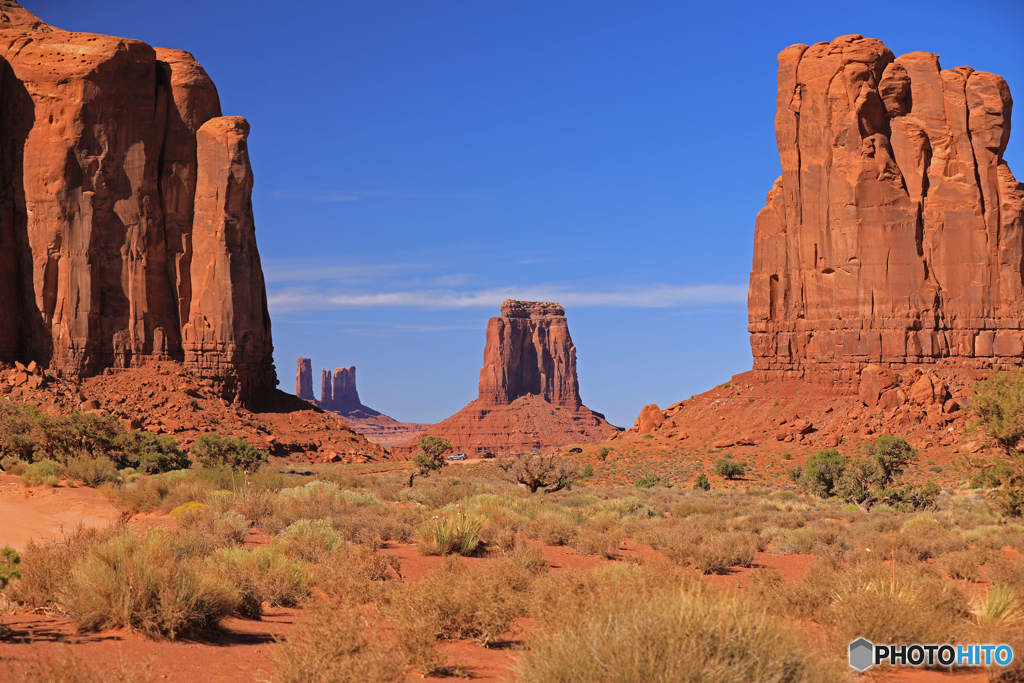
[[447, 453, 467, 461], [568, 447, 583, 453], [479, 451, 495, 459]]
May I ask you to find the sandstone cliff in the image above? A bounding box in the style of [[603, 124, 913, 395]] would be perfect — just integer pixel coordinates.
[[0, 2, 274, 404], [393, 300, 618, 457], [749, 35, 1023, 392], [296, 358, 314, 400]]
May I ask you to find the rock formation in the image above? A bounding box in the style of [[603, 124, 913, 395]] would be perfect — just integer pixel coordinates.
[[296, 358, 314, 400], [749, 35, 1024, 394], [393, 300, 619, 457], [0, 2, 275, 404], [297, 360, 432, 447], [479, 301, 581, 407]]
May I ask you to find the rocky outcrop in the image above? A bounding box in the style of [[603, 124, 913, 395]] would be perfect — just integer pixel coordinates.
[[393, 300, 618, 457], [479, 301, 581, 407], [296, 358, 314, 400], [0, 2, 275, 404], [297, 360, 432, 446], [749, 35, 1024, 393]]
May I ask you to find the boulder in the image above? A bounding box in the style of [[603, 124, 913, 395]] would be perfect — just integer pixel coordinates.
[[634, 404, 666, 434]]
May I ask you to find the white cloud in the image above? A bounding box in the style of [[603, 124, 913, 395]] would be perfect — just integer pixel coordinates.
[[268, 283, 747, 312]]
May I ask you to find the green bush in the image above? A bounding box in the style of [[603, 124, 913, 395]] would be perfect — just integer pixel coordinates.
[[693, 473, 710, 490], [115, 430, 189, 473], [20, 460, 63, 487], [0, 546, 20, 588], [714, 459, 745, 480], [64, 454, 119, 486], [635, 473, 668, 489], [801, 449, 846, 498], [191, 434, 268, 472], [581, 464, 594, 478]]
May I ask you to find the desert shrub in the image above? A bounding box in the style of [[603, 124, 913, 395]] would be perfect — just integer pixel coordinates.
[[781, 561, 969, 648], [570, 524, 622, 559], [190, 434, 268, 472], [171, 504, 249, 547], [273, 602, 405, 683], [280, 519, 343, 562], [114, 430, 189, 474], [212, 545, 310, 618], [331, 505, 418, 546], [656, 525, 758, 574], [111, 470, 216, 513], [270, 481, 381, 531], [1, 454, 27, 475], [315, 544, 402, 604], [0, 404, 123, 465], [526, 510, 578, 546], [801, 449, 846, 498], [415, 506, 485, 556], [941, 549, 985, 582], [7, 526, 111, 610], [20, 460, 62, 487], [714, 458, 745, 480], [65, 528, 239, 639], [0, 546, 20, 589], [581, 464, 594, 478], [693, 473, 710, 490], [498, 451, 579, 493], [385, 555, 532, 647], [635, 473, 668, 489], [517, 571, 836, 683], [64, 455, 119, 486]]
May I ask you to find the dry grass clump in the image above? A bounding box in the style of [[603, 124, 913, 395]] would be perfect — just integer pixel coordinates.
[[270, 481, 381, 531], [569, 523, 622, 558], [525, 509, 578, 546], [65, 528, 239, 639], [11, 650, 153, 683], [280, 519, 343, 562], [315, 544, 402, 604], [19, 460, 62, 487], [64, 455, 120, 487], [516, 568, 837, 683], [941, 549, 987, 582], [7, 525, 112, 611], [414, 506, 485, 556], [171, 504, 249, 547], [659, 528, 759, 574], [109, 470, 216, 513], [273, 602, 406, 683], [211, 545, 310, 618], [384, 554, 534, 675]]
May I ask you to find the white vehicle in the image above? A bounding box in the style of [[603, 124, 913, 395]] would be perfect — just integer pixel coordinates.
[[447, 453, 468, 461]]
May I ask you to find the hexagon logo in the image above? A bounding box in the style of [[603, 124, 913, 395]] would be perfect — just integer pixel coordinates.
[[849, 638, 874, 671]]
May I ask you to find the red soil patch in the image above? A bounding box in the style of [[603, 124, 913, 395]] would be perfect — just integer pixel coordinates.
[[0, 474, 122, 552]]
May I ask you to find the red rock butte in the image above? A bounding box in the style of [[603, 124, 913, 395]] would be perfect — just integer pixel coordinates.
[[0, 2, 274, 405], [393, 299, 619, 457], [749, 35, 1023, 393]]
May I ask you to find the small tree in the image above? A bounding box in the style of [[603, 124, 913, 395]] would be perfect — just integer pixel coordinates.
[[693, 473, 710, 490], [967, 367, 1024, 516], [0, 546, 20, 589], [497, 451, 579, 494], [834, 436, 929, 512], [409, 435, 452, 487], [115, 431, 189, 474], [714, 458, 745, 480], [801, 449, 847, 498], [191, 434, 269, 472]]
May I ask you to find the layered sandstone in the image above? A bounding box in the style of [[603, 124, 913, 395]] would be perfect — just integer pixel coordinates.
[[393, 300, 618, 457], [749, 35, 1024, 393], [0, 2, 275, 404], [296, 358, 314, 400]]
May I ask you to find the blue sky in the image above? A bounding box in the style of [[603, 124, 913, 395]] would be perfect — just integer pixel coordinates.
[[34, 0, 1024, 426]]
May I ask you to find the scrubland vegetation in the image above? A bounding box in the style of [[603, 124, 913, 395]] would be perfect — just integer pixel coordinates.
[[6, 383, 1024, 681]]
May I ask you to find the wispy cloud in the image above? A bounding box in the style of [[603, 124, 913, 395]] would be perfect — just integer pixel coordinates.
[[270, 189, 493, 202], [268, 283, 747, 312]]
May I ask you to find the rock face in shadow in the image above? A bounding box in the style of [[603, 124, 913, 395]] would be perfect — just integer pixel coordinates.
[[748, 35, 1024, 394], [0, 2, 275, 405], [392, 300, 619, 457]]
